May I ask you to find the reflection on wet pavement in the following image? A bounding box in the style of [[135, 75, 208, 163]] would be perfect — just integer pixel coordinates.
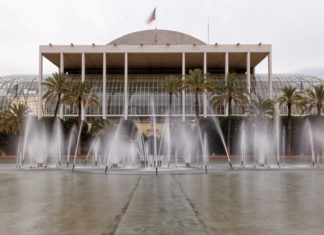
[[1, 166, 324, 234]]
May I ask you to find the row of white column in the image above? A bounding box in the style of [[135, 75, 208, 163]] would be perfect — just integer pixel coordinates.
[[38, 52, 273, 120]]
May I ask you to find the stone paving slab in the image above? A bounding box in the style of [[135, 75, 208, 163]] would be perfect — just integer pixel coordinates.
[[0, 171, 140, 235], [115, 175, 206, 235], [175, 171, 324, 235]]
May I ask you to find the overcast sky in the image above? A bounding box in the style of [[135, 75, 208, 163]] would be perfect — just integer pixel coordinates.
[[0, 0, 323, 77]]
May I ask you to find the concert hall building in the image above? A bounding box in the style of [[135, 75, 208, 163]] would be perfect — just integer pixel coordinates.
[[0, 30, 322, 122]]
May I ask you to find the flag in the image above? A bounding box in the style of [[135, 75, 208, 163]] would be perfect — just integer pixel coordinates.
[[147, 7, 156, 24], [14, 84, 18, 98]]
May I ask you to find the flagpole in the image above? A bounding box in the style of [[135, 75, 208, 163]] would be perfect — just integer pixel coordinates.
[[154, 3, 157, 44]]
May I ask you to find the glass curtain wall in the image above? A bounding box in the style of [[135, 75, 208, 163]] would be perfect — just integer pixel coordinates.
[[0, 74, 323, 117]]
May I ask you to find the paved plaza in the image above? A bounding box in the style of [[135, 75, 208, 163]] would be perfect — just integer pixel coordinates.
[[1, 163, 324, 234]]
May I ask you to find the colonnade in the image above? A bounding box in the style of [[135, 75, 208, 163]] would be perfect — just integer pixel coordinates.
[[38, 52, 273, 120]]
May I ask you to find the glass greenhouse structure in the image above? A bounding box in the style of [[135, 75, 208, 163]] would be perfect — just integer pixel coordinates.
[[0, 74, 322, 121]]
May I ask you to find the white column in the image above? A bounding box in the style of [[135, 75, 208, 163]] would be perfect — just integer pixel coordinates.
[[246, 52, 251, 95], [203, 52, 207, 118], [60, 53, 64, 73], [59, 53, 64, 118], [81, 53, 85, 121], [268, 51, 273, 99], [225, 52, 229, 116], [225, 52, 229, 80], [38, 53, 43, 119], [103, 53, 107, 119], [124, 53, 128, 120], [182, 52, 185, 122]]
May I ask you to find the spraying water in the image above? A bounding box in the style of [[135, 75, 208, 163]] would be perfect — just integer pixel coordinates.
[[66, 125, 77, 168], [306, 119, 315, 166]]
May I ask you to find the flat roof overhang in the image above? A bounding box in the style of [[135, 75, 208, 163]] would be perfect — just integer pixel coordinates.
[[41, 44, 271, 71]]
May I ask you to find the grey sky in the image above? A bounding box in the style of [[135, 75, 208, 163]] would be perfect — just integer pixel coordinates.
[[0, 0, 323, 77]]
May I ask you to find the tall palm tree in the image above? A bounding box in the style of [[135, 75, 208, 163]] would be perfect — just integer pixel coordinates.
[[63, 80, 98, 154], [211, 73, 249, 154], [302, 84, 324, 116], [0, 103, 29, 135], [161, 76, 182, 121], [277, 86, 303, 155], [183, 68, 213, 118], [42, 72, 68, 119], [249, 95, 274, 119]]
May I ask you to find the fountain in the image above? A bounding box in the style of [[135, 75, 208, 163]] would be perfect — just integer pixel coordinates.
[[66, 124, 77, 168], [16, 97, 232, 173], [16, 94, 324, 172]]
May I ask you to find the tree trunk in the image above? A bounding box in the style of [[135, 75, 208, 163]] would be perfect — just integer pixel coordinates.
[[169, 93, 172, 123], [169, 93, 172, 163], [287, 102, 292, 156], [227, 98, 232, 155], [317, 104, 321, 116], [78, 97, 82, 156], [53, 93, 61, 120], [195, 88, 199, 119]]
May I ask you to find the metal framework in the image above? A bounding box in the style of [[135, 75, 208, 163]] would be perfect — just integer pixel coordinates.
[[0, 74, 322, 118]]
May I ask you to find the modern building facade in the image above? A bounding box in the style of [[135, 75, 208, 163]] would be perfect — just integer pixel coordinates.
[[0, 30, 322, 121], [38, 29, 274, 121]]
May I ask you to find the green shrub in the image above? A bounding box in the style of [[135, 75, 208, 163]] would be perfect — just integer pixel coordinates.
[[63, 118, 90, 142], [89, 118, 112, 136], [121, 119, 138, 139]]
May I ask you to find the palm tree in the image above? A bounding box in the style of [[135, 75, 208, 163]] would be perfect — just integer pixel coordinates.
[[277, 86, 303, 155], [161, 76, 182, 121], [183, 68, 213, 118], [90, 118, 113, 136], [63, 80, 98, 154], [302, 84, 324, 116], [0, 103, 29, 135], [42, 72, 68, 119], [249, 95, 274, 119], [211, 73, 249, 154]]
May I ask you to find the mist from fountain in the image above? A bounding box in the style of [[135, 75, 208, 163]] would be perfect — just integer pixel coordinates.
[[16, 116, 64, 168], [23, 95, 324, 171], [305, 119, 315, 166], [66, 124, 77, 168], [72, 120, 83, 171], [240, 121, 246, 168], [21, 115, 33, 166], [16, 96, 231, 172], [209, 114, 233, 168], [282, 127, 286, 167], [274, 103, 281, 167]]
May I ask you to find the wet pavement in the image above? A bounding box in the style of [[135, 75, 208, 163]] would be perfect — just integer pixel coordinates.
[[1, 164, 324, 234]]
